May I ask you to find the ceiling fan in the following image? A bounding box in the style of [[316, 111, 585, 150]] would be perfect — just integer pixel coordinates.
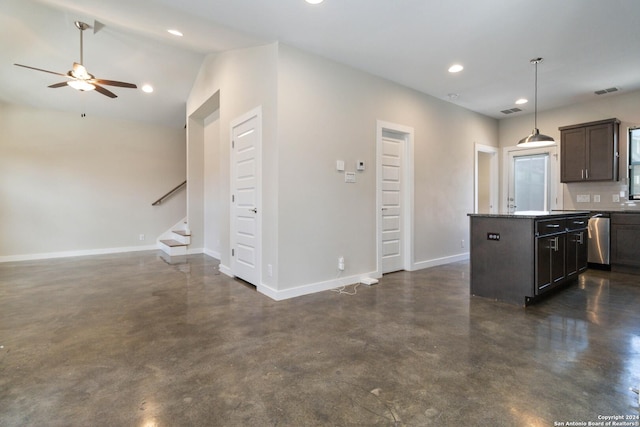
[[14, 21, 137, 98]]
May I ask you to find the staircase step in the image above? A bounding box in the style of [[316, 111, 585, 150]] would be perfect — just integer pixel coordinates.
[[159, 239, 188, 256], [173, 230, 191, 237], [160, 239, 187, 247]]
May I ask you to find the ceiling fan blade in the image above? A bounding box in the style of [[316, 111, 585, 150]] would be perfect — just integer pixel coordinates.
[[14, 63, 67, 77], [92, 79, 137, 89], [48, 82, 70, 88], [93, 84, 117, 98]]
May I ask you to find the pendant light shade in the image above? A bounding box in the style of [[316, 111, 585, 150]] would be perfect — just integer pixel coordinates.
[[517, 58, 555, 147]]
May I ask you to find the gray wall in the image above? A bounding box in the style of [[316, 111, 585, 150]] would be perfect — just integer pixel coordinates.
[[0, 101, 186, 260], [187, 42, 498, 297], [276, 45, 498, 291]]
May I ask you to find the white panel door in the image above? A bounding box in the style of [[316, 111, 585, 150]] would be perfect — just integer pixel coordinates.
[[231, 111, 261, 286], [381, 132, 404, 273]]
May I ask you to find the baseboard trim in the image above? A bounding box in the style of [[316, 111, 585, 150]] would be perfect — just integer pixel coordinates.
[[202, 248, 221, 260], [257, 271, 378, 301], [0, 245, 159, 263], [411, 252, 469, 271], [218, 264, 232, 277]]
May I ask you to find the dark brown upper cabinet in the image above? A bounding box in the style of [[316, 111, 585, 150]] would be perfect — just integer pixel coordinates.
[[560, 118, 620, 183]]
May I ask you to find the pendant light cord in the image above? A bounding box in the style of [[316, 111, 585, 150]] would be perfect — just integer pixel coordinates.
[[534, 60, 538, 130]]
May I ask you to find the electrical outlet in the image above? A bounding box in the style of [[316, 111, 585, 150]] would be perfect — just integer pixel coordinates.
[[338, 256, 345, 271], [577, 194, 590, 203], [139, 234, 145, 241], [593, 195, 601, 203], [461, 239, 465, 248], [613, 194, 620, 203]]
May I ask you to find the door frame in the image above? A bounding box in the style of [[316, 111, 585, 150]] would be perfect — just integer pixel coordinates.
[[229, 106, 262, 286], [474, 143, 499, 214], [376, 120, 414, 276], [502, 145, 562, 213]]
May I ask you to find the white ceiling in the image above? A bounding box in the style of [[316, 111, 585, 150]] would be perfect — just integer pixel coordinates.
[[2, 0, 640, 128]]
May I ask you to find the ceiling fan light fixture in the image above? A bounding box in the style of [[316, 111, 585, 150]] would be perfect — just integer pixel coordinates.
[[67, 80, 96, 91], [517, 58, 554, 148]]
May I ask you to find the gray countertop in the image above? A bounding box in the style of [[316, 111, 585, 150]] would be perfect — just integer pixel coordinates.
[[468, 211, 591, 219]]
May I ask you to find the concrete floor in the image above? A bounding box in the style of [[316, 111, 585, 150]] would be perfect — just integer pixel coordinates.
[[1, 252, 639, 426]]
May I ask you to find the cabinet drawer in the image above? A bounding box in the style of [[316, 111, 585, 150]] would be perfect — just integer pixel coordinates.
[[536, 219, 566, 236], [611, 213, 640, 225], [566, 216, 589, 230]]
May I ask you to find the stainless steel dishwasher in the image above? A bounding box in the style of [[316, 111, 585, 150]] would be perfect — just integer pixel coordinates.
[[588, 213, 610, 268]]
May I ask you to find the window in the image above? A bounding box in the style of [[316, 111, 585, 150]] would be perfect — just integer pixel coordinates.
[[629, 128, 640, 200]]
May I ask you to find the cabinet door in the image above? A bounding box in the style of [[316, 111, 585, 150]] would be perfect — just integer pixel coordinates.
[[566, 230, 587, 277], [577, 230, 588, 273], [561, 127, 587, 182], [536, 234, 566, 294], [536, 236, 552, 292], [586, 122, 615, 181], [552, 234, 566, 283], [611, 224, 640, 268]]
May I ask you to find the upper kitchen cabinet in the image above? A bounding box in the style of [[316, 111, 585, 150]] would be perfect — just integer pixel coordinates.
[[560, 118, 620, 183]]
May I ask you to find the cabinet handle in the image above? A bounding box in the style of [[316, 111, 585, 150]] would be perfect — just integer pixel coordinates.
[[581, 169, 584, 179], [586, 169, 589, 179], [550, 236, 559, 251], [577, 232, 584, 244], [546, 224, 560, 228], [573, 221, 585, 225]]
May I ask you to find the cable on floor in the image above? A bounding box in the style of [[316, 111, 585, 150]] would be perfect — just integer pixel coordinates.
[[331, 283, 360, 296]]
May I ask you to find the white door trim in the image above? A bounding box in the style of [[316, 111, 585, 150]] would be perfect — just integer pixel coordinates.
[[230, 106, 262, 286], [474, 143, 499, 214], [376, 120, 414, 276]]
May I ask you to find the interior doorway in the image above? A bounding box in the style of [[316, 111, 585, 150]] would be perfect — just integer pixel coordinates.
[[376, 120, 414, 275], [474, 144, 498, 214]]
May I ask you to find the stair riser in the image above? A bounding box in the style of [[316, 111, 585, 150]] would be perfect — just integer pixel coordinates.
[[171, 234, 191, 245], [159, 243, 187, 256]]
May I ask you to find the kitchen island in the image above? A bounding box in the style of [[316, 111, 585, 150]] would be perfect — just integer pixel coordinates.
[[468, 211, 590, 306]]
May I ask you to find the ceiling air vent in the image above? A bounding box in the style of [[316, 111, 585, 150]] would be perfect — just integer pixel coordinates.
[[595, 87, 619, 95], [501, 107, 523, 115]]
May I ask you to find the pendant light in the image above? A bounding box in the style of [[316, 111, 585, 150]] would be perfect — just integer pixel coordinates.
[[517, 58, 555, 147]]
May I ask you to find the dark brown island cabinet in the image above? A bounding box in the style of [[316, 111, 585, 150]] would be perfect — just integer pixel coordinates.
[[469, 212, 589, 306], [560, 118, 620, 183]]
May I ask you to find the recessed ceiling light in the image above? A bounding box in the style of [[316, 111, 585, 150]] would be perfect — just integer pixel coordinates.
[[448, 64, 464, 73], [167, 29, 183, 37], [142, 84, 154, 93], [515, 98, 528, 105], [306, 0, 324, 4]]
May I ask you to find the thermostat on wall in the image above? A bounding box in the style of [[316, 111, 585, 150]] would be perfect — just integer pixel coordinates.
[[345, 172, 356, 183]]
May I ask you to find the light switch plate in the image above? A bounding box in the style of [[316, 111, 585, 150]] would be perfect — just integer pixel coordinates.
[[336, 160, 345, 172]]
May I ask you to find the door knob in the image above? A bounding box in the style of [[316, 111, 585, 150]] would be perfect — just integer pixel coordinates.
[[249, 208, 257, 213]]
